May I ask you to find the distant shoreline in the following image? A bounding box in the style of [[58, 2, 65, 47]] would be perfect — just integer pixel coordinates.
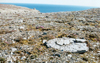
[[0, 3, 95, 13]]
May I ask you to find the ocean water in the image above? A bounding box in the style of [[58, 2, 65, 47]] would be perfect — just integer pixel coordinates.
[[0, 3, 95, 13]]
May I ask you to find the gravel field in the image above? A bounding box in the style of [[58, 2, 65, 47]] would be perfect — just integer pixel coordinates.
[[0, 4, 100, 63]]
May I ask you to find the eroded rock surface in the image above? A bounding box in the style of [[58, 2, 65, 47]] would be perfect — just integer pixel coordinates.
[[43, 37, 88, 53]]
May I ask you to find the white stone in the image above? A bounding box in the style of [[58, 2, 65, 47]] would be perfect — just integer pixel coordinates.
[[21, 56, 26, 60], [92, 57, 95, 59], [43, 40, 47, 43], [11, 48, 17, 52], [11, 52, 13, 55], [23, 38, 27, 40], [68, 54, 72, 57], [12, 40, 15, 43], [19, 26, 24, 29], [7, 55, 13, 63], [43, 37, 89, 52], [93, 45, 97, 47], [19, 20, 23, 23]]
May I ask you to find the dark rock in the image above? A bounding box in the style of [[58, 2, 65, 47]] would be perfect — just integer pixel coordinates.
[[30, 55, 37, 59], [53, 54, 61, 57], [20, 31, 22, 32], [52, 49, 56, 52], [9, 27, 12, 28], [14, 39, 20, 42], [89, 47, 94, 51], [26, 52, 31, 55], [68, 23, 71, 25], [23, 50, 27, 53], [76, 50, 87, 54], [82, 57, 88, 61], [46, 16, 49, 18], [42, 32, 47, 35], [75, 33, 79, 35], [39, 35, 42, 37], [43, 42, 49, 48], [74, 40, 82, 43], [61, 50, 63, 51]]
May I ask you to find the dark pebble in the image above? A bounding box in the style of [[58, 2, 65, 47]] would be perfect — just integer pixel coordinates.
[[82, 57, 88, 61]]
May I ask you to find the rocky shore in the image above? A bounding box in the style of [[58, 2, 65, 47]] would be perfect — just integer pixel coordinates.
[[0, 4, 100, 63]]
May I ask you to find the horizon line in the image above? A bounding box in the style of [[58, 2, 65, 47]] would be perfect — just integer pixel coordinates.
[[0, 2, 99, 8]]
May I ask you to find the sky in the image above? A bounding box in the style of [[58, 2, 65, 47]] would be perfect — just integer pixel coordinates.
[[0, 0, 100, 7]]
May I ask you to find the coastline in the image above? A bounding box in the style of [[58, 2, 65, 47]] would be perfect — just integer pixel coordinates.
[[0, 3, 94, 13], [0, 4, 100, 63]]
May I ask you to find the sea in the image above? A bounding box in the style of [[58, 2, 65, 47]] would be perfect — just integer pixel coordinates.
[[0, 3, 97, 13]]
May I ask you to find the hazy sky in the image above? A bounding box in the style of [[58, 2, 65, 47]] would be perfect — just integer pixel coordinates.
[[0, 0, 100, 7]]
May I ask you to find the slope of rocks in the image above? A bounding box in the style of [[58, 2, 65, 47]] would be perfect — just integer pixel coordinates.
[[0, 4, 40, 13], [0, 4, 100, 63]]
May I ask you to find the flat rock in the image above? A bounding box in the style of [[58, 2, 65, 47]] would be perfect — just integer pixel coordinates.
[[43, 37, 89, 53]]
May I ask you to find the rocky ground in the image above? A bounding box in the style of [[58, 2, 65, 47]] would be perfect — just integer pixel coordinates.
[[0, 4, 100, 63]]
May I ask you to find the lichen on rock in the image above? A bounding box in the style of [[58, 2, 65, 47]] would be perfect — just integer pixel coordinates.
[[43, 37, 89, 53]]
